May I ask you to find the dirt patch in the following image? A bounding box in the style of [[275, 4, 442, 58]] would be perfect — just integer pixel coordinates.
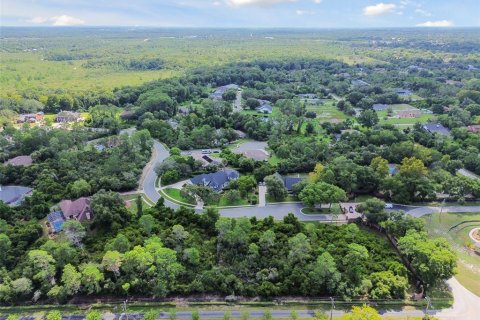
[[473, 229, 480, 241]]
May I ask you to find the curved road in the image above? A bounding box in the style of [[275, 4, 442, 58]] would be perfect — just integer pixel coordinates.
[[141, 141, 480, 221]]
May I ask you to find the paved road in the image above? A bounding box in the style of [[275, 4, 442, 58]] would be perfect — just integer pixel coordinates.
[[431, 277, 480, 319], [140, 140, 171, 205]]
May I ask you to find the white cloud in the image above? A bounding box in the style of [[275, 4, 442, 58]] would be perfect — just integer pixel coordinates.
[[417, 20, 454, 27], [313, 0, 322, 3], [226, 0, 297, 6], [51, 15, 85, 26], [363, 3, 396, 16], [415, 8, 431, 17], [23, 15, 85, 26], [296, 10, 314, 15]]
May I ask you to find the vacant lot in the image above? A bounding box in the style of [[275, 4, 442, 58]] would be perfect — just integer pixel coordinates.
[[377, 104, 433, 127], [306, 99, 352, 123], [422, 212, 480, 297]]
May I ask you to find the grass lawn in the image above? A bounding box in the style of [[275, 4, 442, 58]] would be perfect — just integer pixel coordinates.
[[377, 104, 433, 126], [217, 195, 250, 207], [422, 212, 480, 297], [307, 100, 352, 124], [163, 188, 196, 205], [301, 203, 343, 215]]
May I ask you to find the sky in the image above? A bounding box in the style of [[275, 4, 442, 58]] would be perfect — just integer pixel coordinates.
[[1, 0, 479, 28]]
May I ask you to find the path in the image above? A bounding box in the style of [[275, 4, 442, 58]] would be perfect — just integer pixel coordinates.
[[258, 185, 266, 207], [233, 89, 242, 112]]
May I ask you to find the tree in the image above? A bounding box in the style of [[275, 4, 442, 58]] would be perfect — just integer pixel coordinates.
[[80, 263, 104, 294], [139, 214, 156, 235], [237, 175, 257, 196], [46, 311, 62, 320], [343, 244, 369, 283], [370, 156, 389, 178], [358, 110, 379, 128], [298, 182, 346, 209], [10, 278, 32, 299], [91, 190, 131, 230], [357, 199, 387, 224], [105, 233, 131, 253], [144, 310, 159, 320], [341, 305, 382, 320], [246, 98, 260, 110], [308, 252, 341, 295], [102, 251, 123, 279], [369, 271, 408, 299], [85, 310, 102, 320], [0, 233, 11, 264], [27, 250, 56, 286], [308, 163, 325, 183], [223, 89, 237, 101], [192, 310, 200, 320], [288, 233, 311, 264], [398, 231, 456, 286], [61, 264, 81, 296], [70, 179, 91, 198], [136, 195, 143, 217], [224, 190, 241, 204], [264, 175, 287, 201], [62, 220, 86, 247]]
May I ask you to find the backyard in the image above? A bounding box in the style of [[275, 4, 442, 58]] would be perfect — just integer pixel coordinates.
[[422, 212, 480, 297]]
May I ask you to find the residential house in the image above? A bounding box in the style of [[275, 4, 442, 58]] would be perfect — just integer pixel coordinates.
[[192, 153, 221, 167], [467, 125, 480, 134], [189, 169, 239, 192], [17, 112, 44, 124], [233, 129, 247, 139], [0, 185, 33, 206], [351, 79, 370, 87], [423, 123, 451, 136], [55, 111, 82, 123], [209, 84, 239, 100], [397, 109, 421, 118], [395, 88, 413, 97], [273, 173, 303, 193], [256, 100, 273, 114], [372, 104, 390, 112], [59, 197, 93, 222], [4, 155, 33, 166]]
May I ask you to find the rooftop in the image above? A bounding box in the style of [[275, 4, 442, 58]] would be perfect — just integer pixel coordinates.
[[0, 185, 32, 206], [4, 155, 33, 166]]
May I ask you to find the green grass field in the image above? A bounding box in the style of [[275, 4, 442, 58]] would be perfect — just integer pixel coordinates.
[[163, 187, 196, 205], [307, 100, 352, 124], [422, 212, 480, 297], [377, 104, 434, 127]]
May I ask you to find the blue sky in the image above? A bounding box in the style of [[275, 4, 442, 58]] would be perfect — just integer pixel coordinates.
[[1, 0, 479, 28]]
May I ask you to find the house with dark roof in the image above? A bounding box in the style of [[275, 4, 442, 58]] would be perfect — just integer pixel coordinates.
[[273, 173, 303, 193], [372, 104, 390, 112], [423, 123, 451, 136], [351, 79, 370, 87], [189, 169, 239, 192], [55, 111, 83, 123], [0, 186, 33, 206], [209, 84, 239, 100], [59, 197, 93, 222], [256, 100, 273, 114], [17, 112, 44, 124], [395, 88, 413, 97], [4, 155, 33, 166]]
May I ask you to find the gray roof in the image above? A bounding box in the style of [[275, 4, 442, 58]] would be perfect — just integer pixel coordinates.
[[351, 79, 369, 86], [0, 186, 32, 206], [190, 169, 240, 192], [273, 173, 303, 191], [372, 104, 389, 112], [423, 123, 451, 136], [395, 88, 413, 96]]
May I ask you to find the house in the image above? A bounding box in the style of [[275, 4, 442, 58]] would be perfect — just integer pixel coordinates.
[[209, 84, 239, 100], [397, 109, 421, 118], [0, 186, 32, 206], [351, 79, 369, 87], [423, 123, 451, 136], [120, 110, 135, 120], [273, 173, 303, 193], [59, 197, 92, 222], [17, 112, 44, 124], [372, 104, 390, 112], [55, 111, 82, 123], [256, 100, 273, 114], [395, 88, 413, 97], [467, 125, 480, 134], [233, 129, 247, 139], [4, 155, 33, 166], [189, 169, 239, 192], [388, 164, 399, 176]]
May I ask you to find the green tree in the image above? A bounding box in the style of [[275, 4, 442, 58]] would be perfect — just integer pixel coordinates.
[[46, 311, 62, 320], [27, 249, 56, 286], [139, 214, 156, 235], [144, 310, 159, 320], [370, 156, 389, 178], [192, 310, 200, 320], [62, 220, 86, 247], [237, 175, 257, 196], [10, 278, 32, 299], [298, 182, 346, 209], [91, 190, 131, 230], [136, 195, 143, 217], [358, 110, 379, 128], [288, 233, 311, 264], [80, 263, 104, 294], [264, 175, 287, 201], [61, 264, 81, 296], [0, 233, 11, 264], [357, 198, 387, 224], [102, 250, 123, 279], [341, 305, 382, 320], [70, 179, 91, 198], [85, 310, 102, 320], [308, 252, 341, 295]]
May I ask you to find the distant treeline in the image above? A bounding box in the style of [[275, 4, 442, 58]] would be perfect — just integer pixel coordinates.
[[83, 58, 165, 71]]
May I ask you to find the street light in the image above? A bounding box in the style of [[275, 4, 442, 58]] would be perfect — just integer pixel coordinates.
[[329, 297, 335, 320]]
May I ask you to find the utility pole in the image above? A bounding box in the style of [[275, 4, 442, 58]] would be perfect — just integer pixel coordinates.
[[329, 297, 335, 320]]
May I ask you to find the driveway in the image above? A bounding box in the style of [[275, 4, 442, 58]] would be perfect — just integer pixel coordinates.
[[258, 185, 266, 207], [232, 141, 268, 154]]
